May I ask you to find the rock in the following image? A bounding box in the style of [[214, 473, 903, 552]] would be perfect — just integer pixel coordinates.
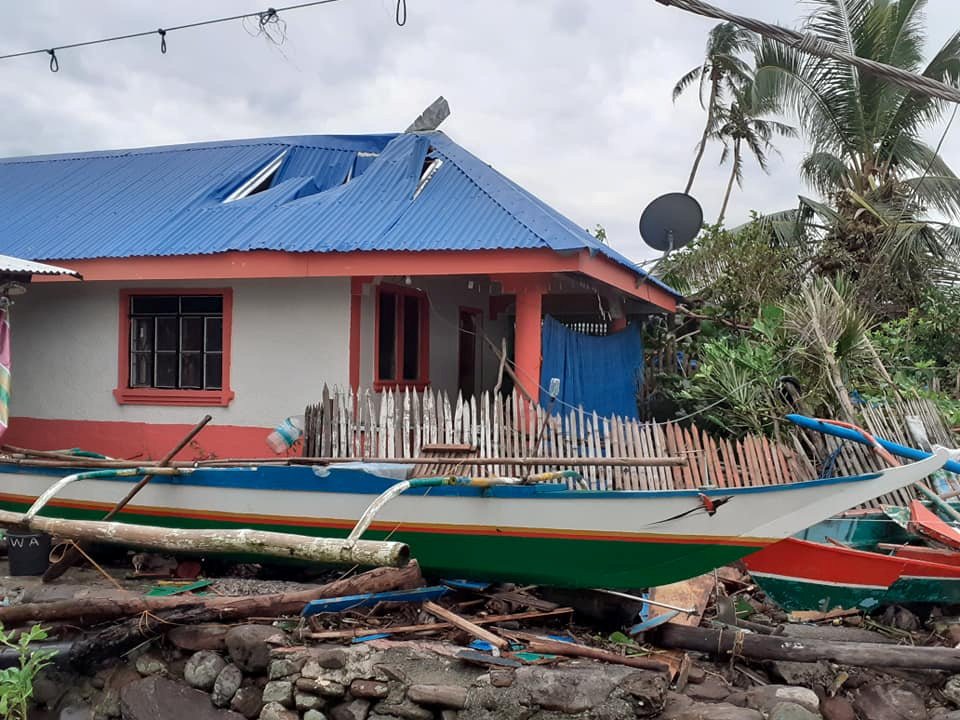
[[330, 699, 371, 720], [268, 657, 306, 680], [687, 666, 706, 684], [770, 660, 833, 688], [296, 692, 326, 711], [520, 666, 622, 714], [726, 692, 748, 707], [301, 649, 348, 674], [297, 677, 348, 698], [262, 681, 294, 708], [747, 685, 821, 715], [258, 702, 298, 720], [945, 676, 960, 707], [349, 679, 389, 700], [855, 683, 928, 720], [674, 703, 763, 720], [304, 712, 328, 720], [821, 696, 856, 720], [686, 676, 731, 702], [134, 653, 168, 677], [225, 625, 286, 673], [119, 676, 245, 720], [407, 684, 467, 709], [768, 702, 821, 720], [185, 651, 228, 692], [168, 625, 230, 652], [231, 686, 264, 720], [370, 700, 430, 720], [94, 666, 142, 719], [948, 625, 960, 646], [489, 669, 514, 688], [34, 668, 80, 707], [59, 704, 93, 720], [213, 665, 244, 708]]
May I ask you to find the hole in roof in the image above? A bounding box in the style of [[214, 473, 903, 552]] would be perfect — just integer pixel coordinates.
[[223, 150, 287, 203], [414, 151, 443, 200]]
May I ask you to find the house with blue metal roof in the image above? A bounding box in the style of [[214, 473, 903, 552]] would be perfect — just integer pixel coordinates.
[[0, 130, 678, 459]]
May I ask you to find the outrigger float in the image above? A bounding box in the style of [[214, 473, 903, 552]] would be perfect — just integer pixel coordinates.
[[0, 446, 948, 589]]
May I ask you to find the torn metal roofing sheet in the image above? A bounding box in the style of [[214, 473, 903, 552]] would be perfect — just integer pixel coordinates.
[[0, 254, 80, 277], [0, 131, 676, 296]]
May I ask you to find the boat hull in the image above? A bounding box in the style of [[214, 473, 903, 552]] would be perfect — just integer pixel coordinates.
[[0, 452, 946, 589], [745, 538, 960, 611]]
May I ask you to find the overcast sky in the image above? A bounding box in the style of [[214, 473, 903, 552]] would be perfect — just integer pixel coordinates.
[[2, 1, 959, 262]]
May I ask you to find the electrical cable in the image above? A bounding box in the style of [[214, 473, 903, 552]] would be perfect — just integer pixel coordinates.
[[0, 0, 409, 70]]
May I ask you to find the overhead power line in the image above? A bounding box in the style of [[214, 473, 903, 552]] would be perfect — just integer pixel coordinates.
[[0, 0, 408, 72], [655, 0, 960, 105]]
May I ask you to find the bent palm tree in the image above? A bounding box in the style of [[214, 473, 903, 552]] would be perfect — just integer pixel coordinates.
[[712, 86, 796, 225], [753, 0, 960, 308], [673, 22, 756, 193]]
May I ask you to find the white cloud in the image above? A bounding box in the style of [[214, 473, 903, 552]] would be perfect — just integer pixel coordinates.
[[1, 0, 958, 262]]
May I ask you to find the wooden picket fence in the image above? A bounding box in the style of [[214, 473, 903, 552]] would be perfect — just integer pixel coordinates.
[[790, 396, 958, 507], [302, 386, 810, 491]]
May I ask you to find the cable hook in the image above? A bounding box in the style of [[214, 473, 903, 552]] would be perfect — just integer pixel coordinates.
[[395, 0, 407, 26], [47, 49, 59, 72], [158, 29, 167, 54]]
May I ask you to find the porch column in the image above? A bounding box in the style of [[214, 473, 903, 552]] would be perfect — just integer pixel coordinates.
[[349, 277, 371, 391], [496, 274, 550, 403]]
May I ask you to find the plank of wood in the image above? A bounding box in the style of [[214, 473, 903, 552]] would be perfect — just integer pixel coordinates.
[[305, 607, 574, 640], [422, 601, 508, 650]]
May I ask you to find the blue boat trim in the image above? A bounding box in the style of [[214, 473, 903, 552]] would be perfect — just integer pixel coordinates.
[[301, 585, 449, 617], [0, 461, 887, 499]]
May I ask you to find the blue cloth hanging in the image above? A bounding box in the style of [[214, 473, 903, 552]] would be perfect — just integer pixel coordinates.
[[539, 315, 643, 419]]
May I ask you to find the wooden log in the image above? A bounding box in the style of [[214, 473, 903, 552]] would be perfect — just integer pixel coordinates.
[[0, 561, 424, 627], [304, 607, 574, 640], [0, 510, 409, 569], [423, 601, 508, 650], [43, 415, 213, 582], [651, 622, 960, 670]]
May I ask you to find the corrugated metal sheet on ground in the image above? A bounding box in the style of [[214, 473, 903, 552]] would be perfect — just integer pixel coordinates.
[[0, 131, 675, 295]]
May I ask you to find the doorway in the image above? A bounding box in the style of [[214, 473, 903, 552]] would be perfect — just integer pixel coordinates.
[[458, 307, 482, 398]]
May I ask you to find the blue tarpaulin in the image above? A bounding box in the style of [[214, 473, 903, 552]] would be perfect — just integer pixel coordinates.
[[539, 315, 643, 419]]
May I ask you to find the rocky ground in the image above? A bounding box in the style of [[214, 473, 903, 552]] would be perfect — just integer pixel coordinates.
[[5, 560, 960, 720]]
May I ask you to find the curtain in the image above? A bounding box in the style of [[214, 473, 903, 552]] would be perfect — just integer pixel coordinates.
[[539, 315, 643, 419]]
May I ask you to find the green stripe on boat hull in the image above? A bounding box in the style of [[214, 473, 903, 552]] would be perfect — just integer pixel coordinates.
[[754, 574, 960, 612], [0, 499, 759, 589]]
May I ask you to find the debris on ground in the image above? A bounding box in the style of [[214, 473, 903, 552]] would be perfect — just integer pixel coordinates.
[[9, 551, 960, 720]]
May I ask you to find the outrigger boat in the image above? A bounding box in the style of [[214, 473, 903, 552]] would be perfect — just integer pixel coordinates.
[[0, 450, 947, 589]]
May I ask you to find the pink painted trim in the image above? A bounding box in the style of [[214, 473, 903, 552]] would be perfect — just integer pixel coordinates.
[[5, 417, 272, 462], [115, 288, 234, 407]]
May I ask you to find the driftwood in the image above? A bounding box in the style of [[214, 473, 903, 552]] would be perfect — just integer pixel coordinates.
[[519, 636, 670, 673], [0, 510, 409, 569], [422, 601, 508, 650], [0, 562, 424, 628], [43, 415, 213, 581], [651, 623, 960, 671], [305, 607, 574, 640]]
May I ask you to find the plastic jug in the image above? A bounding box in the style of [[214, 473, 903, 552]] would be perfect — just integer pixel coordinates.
[[266, 415, 304, 454]]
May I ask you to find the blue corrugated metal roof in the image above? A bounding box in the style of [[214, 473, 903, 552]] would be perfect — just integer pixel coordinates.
[[0, 131, 677, 296]]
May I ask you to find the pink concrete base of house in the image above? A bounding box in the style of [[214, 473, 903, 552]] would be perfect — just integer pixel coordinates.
[[5, 417, 283, 462]]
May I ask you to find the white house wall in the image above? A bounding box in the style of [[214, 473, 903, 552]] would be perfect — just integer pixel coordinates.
[[9, 278, 350, 427]]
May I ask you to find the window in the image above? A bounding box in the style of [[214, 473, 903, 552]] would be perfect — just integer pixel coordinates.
[[115, 290, 234, 406], [375, 285, 429, 389]]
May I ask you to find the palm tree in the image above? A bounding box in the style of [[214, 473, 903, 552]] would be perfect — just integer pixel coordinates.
[[673, 22, 757, 194], [712, 86, 796, 225], [753, 0, 960, 306]]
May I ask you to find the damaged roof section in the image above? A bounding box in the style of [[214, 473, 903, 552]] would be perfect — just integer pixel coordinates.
[[0, 131, 676, 296]]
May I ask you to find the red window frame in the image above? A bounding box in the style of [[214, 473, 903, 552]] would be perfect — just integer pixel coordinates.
[[114, 288, 235, 406], [373, 283, 430, 391]]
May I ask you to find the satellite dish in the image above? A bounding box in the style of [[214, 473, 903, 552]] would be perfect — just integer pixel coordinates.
[[639, 192, 703, 252]]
